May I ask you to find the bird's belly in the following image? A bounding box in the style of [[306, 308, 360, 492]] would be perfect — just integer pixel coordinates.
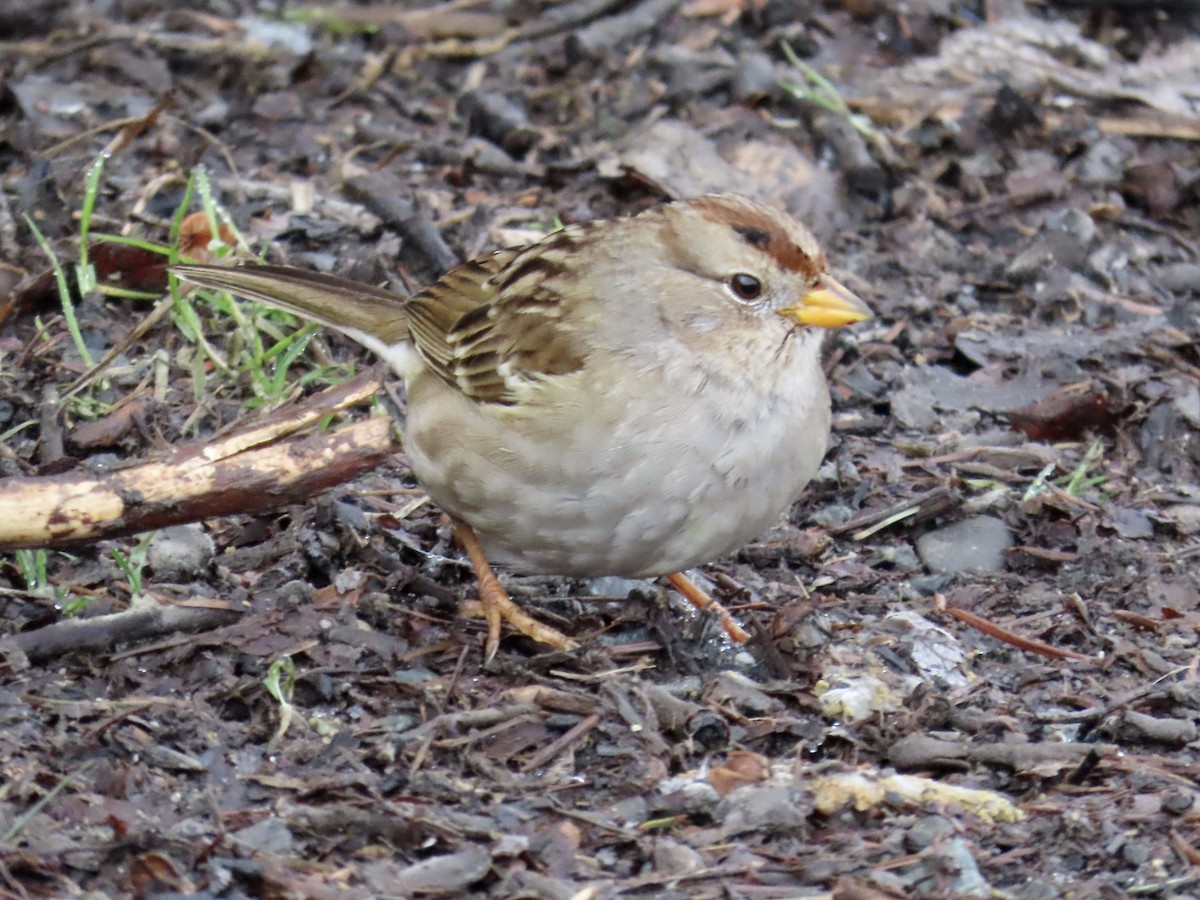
[[402, 369, 831, 578]]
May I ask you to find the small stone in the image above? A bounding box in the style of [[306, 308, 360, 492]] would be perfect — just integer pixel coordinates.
[[941, 837, 991, 897], [1174, 387, 1200, 427], [147, 525, 215, 581], [231, 816, 294, 854], [877, 543, 921, 572], [716, 785, 810, 835], [1158, 262, 1200, 295], [916, 516, 1013, 573], [905, 814, 955, 852], [1122, 839, 1151, 867], [900, 573, 955, 599], [808, 503, 855, 528], [1162, 790, 1195, 815], [709, 672, 778, 715], [652, 838, 705, 874], [1074, 138, 1126, 186], [1107, 505, 1154, 539], [586, 576, 648, 598], [1047, 207, 1096, 248], [731, 51, 777, 104]]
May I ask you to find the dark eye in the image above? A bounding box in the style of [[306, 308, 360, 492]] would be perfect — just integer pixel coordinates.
[[729, 273, 763, 301]]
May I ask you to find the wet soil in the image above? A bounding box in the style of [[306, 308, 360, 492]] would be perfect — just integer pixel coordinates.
[[2, 2, 1199, 897]]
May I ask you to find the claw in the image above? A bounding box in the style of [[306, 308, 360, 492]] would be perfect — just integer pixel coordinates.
[[455, 522, 578, 660]]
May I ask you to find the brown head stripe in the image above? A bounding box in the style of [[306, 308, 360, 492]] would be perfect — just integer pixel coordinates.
[[692, 196, 823, 280]]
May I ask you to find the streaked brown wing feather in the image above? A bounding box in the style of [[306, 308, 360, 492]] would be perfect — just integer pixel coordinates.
[[406, 245, 588, 405]]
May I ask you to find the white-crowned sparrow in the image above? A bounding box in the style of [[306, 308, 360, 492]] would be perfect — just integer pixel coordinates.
[[174, 193, 872, 658]]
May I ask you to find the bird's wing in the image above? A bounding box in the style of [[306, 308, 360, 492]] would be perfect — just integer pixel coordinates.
[[405, 244, 589, 405]]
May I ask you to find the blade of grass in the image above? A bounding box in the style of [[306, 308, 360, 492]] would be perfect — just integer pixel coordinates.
[[3, 761, 94, 843], [778, 40, 878, 141], [0, 419, 38, 443], [75, 152, 107, 297], [264, 656, 297, 752], [263, 325, 319, 399], [23, 215, 94, 368], [91, 231, 175, 254], [1062, 439, 1104, 496], [167, 168, 199, 262], [1021, 463, 1057, 502]]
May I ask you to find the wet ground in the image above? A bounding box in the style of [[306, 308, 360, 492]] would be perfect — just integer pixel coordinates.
[[2, 1, 1200, 896]]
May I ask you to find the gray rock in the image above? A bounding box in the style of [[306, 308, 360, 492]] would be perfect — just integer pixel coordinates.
[[586, 576, 649, 598], [877, 543, 921, 572], [231, 816, 294, 854], [147, 525, 215, 581], [652, 838, 705, 874], [1106, 505, 1154, 539], [731, 51, 777, 103], [716, 785, 810, 836], [1158, 262, 1200, 295], [916, 516, 1012, 573], [1074, 137, 1126, 186], [386, 845, 492, 895], [1175, 387, 1200, 427], [904, 814, 956, 852], [941, 837, 991, 897]]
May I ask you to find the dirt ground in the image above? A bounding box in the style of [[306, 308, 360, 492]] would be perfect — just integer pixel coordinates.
[[2, 1, 1200, 897]]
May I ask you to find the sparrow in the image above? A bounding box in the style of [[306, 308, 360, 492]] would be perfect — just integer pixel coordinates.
[[173, 193, 872, 658]]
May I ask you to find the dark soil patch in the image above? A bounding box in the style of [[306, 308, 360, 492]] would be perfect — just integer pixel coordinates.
[[2, 2, 1199, 897]]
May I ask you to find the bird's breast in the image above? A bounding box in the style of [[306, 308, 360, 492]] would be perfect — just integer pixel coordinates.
[[400, 337, 831, 578]]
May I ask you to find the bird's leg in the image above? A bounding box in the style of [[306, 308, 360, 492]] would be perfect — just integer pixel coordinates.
[[454, 521, 578, 661], [666, 572, 751, 643]]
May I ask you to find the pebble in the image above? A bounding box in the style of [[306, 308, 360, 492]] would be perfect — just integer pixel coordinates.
[[147, 524, 215, 581], [904, 814, 955, 851], [716, 785, 809, 834], [1074, 137, 1126, 186], [1174, 387, 1200, 427], [1162, 790, 1195, 815], [586, 576, 648, 597], [916, 516, 1012, 573], [1158, 262, 1200, 295], [231, 816, 295, 854], [731, 51, 777, 104]]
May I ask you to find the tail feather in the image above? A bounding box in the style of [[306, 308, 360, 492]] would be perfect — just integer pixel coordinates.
[[172, 264, 410, 344]]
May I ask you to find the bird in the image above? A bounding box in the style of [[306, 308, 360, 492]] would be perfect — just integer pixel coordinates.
[[173, 193, 872, 659]]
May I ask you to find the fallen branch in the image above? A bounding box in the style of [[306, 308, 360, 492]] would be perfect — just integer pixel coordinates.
[[566, 0, 683, 59], [0, 372, 397, 550], [0, 595, 241, 664], [888, 733, 1118, 773]]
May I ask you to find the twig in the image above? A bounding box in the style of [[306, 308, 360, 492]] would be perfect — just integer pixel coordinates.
[[1035, 669, 1197, 724], [936, 594, 1095, 662], [0, 595, 240, 663], [520, 713, 600, 772]]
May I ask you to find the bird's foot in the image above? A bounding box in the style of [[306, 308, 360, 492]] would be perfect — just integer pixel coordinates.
[[455, 522, 578, 661]]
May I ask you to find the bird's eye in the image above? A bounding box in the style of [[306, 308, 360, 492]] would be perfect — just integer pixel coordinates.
[[729, 273, 763, 301]]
